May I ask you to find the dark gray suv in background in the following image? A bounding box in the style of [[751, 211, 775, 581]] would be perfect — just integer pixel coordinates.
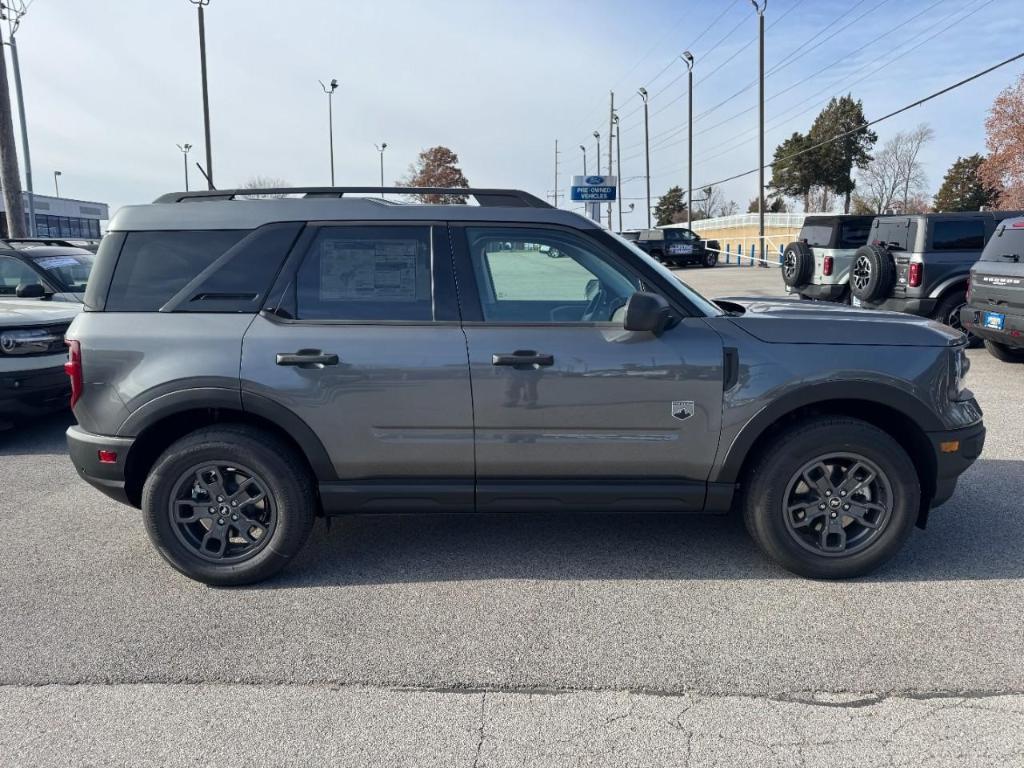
[[65, 187, 984, 585]]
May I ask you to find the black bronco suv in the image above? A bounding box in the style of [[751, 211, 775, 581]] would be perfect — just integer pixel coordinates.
[[961, 215, 1024, 362], [848, 211, 1024, 343], [632, 227, 720, 268], [65, 187, 983, 585]]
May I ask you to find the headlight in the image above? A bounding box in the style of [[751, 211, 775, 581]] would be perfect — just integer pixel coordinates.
[[0, 328, 64, 355], [951, 345, 972, 400]]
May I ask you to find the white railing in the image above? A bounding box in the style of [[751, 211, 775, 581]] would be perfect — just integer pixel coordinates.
[[663, 213, 808, 231], [702, 235, 788, 268]]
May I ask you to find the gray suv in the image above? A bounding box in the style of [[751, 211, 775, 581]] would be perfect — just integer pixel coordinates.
[[65, 187, 984, 585]]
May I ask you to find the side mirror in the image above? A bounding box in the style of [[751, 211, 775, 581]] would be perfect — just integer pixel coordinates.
[[15, 282, 46, 299], [623, 291, 671, 335]]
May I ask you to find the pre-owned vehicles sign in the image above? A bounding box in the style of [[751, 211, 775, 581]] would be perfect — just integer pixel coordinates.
[[571, 175, 617, 202]]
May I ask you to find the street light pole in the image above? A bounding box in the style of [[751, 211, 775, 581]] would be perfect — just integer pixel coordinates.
[[53, 170, 61, 198], [613, 113, 622, 232], [681, 51, 694, 230], [319, 78, 339, 185], [189, 0, 214, 190], [638, 87, 651, 229], [607, 91, 614, 229], [751, 0, 767, 263], [176, 143, 192, 191], [6, 24, 34, 236], [579, 144, 587, 175], [375, 142, 387, 189], [593, 131, 600, 175]]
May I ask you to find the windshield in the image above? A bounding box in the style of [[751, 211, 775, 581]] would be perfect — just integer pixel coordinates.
[[609, 232, 724, 317], [28, 252, 94, 292]]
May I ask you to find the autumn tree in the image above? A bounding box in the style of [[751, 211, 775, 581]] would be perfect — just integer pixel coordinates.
[[400, 146, 470, 203], [933, 154, 999, 212], [980, 74, 1024, 209], [654, 186, 687, 225]]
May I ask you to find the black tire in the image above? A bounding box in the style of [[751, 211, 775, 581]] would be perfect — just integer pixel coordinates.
[[142, 425, 316, 586], [702, 242, 720, 268], [933, 289, 981, 348], [649, 249, 665, 264], [742, 417, 920, 579], [781, 241, 813, 287], [849, 244, 896, 302], [984, 339, 1024, 363]]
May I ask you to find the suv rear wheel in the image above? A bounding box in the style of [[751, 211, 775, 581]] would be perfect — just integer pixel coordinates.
[[742, 417, 919, 579], [933, 289, 981, 348], [984, 339, 1024, 363], [850, 245, 896, 303], [141, 425, 316, 586]]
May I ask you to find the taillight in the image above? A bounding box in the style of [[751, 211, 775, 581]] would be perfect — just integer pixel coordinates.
[[822, 255, 833, 276], [64, 339, 83, 408], [909, 262, 923, 287]]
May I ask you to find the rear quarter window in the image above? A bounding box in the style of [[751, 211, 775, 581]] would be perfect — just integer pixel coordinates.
[[838, 219, 872, 249], [930, 220, 985, 251], [105, 230, 247, 311]]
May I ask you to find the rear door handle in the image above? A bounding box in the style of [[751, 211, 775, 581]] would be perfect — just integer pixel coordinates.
[[275, 349, 339, 368], [492, 350, 554, 367]]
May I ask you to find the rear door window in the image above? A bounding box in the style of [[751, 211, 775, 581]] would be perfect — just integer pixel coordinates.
[[106, 230, 247, 311], [931, 220, 985, 251], [294, 226, 433, 321]]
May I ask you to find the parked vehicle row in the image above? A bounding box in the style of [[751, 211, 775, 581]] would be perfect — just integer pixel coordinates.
[[782, 210, 1024, 361], [63, 187, 982, 586]]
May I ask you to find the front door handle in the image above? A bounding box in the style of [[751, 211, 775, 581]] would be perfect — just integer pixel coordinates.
[[275, 349, 339, 368], [492, 350, 554, 368]]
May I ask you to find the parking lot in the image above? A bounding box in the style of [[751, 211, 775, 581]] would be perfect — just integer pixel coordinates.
[[1, 263, 1022, 767]]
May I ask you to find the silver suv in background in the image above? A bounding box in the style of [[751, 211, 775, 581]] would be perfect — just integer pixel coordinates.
[[960, 216, 1024, 362], [781, 215, 874, 302], [65, 187, 983, 585]]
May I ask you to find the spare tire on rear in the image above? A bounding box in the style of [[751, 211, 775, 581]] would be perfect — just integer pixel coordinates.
[[850, 244, 896, 303], [781, 241, 813, 287]]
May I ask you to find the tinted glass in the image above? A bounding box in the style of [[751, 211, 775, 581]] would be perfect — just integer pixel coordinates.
[[28, 252, 93, 291], [981, 222, 1024, 262], [839, 219, 872, 249], [295, 226, 433, 321], [106, 230, 247, 311], [0, 255, 41, 295], [801, 225, 833, 247], [872, 219, 915, 251], [465, 227, 641, 323], [931, 220, 985, 251]]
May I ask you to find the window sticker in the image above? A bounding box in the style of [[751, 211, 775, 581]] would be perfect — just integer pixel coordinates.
[[34, 256, 83, 270], [318, 238, 420, 302]]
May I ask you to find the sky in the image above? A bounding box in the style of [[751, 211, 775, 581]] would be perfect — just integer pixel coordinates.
[[8, 0, 1024, 231]]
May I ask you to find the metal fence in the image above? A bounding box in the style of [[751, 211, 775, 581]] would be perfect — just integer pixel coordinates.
[[703, 235, 788, 268], [663, 213, 808, 231]]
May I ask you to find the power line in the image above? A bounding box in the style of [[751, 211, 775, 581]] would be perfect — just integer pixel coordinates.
[[689, 51, 1024, 192]]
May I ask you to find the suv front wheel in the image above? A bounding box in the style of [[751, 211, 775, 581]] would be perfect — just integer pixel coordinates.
[[142, 425, 316, 586], [742, 417, 919, 579]]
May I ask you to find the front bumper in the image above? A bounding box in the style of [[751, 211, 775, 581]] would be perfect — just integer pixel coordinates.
[[960, 305, 1024, 348], [927, 421, 986, 510], [855, 296, 937, 317], [0, 364, 69, 419], [66, 424, 136, 506]]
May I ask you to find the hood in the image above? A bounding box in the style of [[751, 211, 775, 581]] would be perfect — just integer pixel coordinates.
[[714, 296, 962, 347], [0, 298, 82, 327]]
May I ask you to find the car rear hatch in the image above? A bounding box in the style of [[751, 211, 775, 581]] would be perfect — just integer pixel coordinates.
[[970, 221, 1024, 316], [870, 217, 916, 297]]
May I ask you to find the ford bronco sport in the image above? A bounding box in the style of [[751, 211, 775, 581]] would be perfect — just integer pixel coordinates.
[[848, 211, 1023, 343], [65, 187, 984, 585], [781, 215, 874, 302], [961, 215, 1024, 363]]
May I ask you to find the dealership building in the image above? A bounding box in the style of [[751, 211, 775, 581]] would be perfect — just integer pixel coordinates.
[[0, 192, 108, 239]]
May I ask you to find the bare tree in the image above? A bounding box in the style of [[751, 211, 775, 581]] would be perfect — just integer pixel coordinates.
[[853, 125, 933, 213], [239, 176, 291, 198]]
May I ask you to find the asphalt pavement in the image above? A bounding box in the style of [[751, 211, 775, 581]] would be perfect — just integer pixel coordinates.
[[1, 263, 1021, 767]]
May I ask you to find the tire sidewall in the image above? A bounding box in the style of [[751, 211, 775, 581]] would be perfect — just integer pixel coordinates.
[[142, 430, 314, 585], [850, 245, 894, 302], [744, 420, 920, 579], [782, 241, 813, 287]]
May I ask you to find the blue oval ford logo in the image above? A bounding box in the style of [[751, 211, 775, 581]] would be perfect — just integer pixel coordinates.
[[585, 176, 604, 185]]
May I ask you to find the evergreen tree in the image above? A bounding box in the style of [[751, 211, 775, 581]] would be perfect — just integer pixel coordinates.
[[808, 95, 876, 213], [653, 186, 687, 226], [934, 154, 999, 212]]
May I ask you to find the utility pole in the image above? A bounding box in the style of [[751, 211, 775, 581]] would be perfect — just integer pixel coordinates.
[[613, 113, 622, 232], [552, 139, 560, 208], [579, 144, 587, 175], [0, 13, 25, 237], [3, 3, 33, 235], [375, 142, 387, 189], [752, 0, 767, 264], [189, 0, 214, 190], [319, 78, 339, 185], [638, 87, 651, 229], [681, 51, 694, 229], [607, 91, 614, 229], [593, 131, 600, 175], [176, 143, 192, 191]]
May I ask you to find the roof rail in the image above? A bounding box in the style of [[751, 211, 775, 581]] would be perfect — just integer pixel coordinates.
[[153, 187, 552, 208], [2, 237, 79, 248]]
